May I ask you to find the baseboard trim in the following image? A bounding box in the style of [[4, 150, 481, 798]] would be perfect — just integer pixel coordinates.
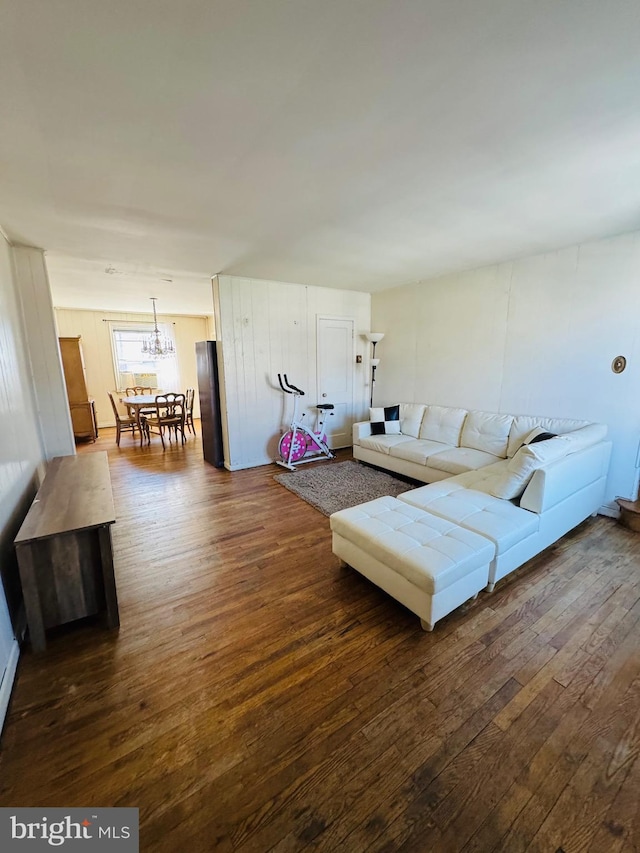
[[599, 503, 620, 519], [0, 640, 20, 734]]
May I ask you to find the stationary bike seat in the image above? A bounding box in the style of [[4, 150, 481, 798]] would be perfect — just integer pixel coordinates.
[[316, 403, 334, 410]]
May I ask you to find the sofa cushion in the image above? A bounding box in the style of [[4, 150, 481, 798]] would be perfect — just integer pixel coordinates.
[[461, 411, 513, 458], [330, 496, 495, 595], [554, 423, 608, 454], [370, 405, 401, 435], [479, 438, 569, 500], [419, 405, 467, 446], [427, 447, 502, 476], [507, 415, 591, 457], [399, 478, 468, 502], [399, 403, 426, 439], [448, 460, 510, 488], [389, 439, 453, 466], [360, 435, 415, 455], [398, 486, 539, 555]]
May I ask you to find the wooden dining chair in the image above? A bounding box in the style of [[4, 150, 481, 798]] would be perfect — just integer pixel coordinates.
[[124, 385, 155, 417], [108, 392, 138, 446], [184, 388, 196, 434], [125, 385, 153, 395], [141, 394, 186, 449]]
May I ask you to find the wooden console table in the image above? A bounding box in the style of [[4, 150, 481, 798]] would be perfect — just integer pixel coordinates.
[[14, 452, 119, 652]]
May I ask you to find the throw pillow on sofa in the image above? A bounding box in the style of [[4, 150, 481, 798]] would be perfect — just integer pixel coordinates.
[[520, 426, 557, 448], [486, 438, 568, 500], [370, 405, 401, 435]]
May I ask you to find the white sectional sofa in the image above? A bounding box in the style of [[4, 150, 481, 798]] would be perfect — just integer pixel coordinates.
[[331, 404, 611, 630], [354, 403, 608, 486]]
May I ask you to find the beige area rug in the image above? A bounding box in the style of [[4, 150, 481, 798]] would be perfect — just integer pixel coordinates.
[[273, 459, 417, 516]]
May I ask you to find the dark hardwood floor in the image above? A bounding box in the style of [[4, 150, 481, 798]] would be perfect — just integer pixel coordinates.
[[1, 425, 639, 852]]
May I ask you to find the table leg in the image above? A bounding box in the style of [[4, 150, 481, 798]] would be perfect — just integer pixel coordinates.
[[137, 407, 145, 446]]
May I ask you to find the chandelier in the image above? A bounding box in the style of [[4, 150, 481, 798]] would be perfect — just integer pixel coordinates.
[[141, 298, 175, 357]]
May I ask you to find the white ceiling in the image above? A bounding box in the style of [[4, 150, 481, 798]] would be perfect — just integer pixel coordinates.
[[1, 0, 640, 304], [45, 254, 214, 315]]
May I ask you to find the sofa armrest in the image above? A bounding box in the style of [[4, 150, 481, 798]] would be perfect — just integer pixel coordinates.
[[520, 442, 612, 514], [353, 421, 373, 445]]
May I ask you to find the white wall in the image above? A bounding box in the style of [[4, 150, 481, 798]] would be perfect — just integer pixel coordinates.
[[0, 236, 51, 728], [372, 230, 640, 512], [214, 275, 371, 470], [13, 247, 75, 458], [54, 308, 212, 427]]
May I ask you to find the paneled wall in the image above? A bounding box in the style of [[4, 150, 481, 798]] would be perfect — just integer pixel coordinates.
[[0, 236, 50, 727], [54, 308, 212, 427], [372, 230, 640, 512], [13, 247, 75, 458], [214, 275, 371, 470]]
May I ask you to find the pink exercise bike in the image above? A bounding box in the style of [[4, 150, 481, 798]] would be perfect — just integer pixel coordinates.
[[276, 374, 335, 470]]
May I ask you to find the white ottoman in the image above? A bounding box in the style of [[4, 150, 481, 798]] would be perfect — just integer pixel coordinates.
[[330, 496, 495, 631]]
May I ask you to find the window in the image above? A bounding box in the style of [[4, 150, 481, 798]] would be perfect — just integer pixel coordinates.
[[110, 325, 179, 392]]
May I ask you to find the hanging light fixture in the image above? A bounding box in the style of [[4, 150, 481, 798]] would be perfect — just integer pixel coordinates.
[[141, 298, 175, 357]]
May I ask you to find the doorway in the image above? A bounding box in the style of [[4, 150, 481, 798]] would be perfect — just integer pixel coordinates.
[[316, 316, 355, 449]]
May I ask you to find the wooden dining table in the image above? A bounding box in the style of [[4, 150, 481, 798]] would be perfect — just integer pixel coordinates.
[[120, 395, 159, 445]]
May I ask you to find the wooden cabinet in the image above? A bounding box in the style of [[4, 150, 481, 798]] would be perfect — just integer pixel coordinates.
[[69, 400, 97, 440], [59, 336, 97, 441], [14, 452, 119, 652]]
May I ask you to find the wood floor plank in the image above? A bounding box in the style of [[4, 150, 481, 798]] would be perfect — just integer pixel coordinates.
[[1, 426, 639, 853], [588, 733, 640, 852], [526, 666, 640, 851], [493, 592, 634, 732], [432, 678, 567, 850]]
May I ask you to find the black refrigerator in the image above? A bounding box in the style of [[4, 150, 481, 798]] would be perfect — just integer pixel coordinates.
[[195, 341, 225, 468]]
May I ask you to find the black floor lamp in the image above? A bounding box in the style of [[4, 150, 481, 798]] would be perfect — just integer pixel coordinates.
[[366, 332, 385, 407]]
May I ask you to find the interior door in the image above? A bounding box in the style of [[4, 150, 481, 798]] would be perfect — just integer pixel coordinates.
[[317, 317, 354, 449]]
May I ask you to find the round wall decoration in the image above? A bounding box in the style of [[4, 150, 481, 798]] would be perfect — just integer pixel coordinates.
[[612, 355, 627, 374]]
